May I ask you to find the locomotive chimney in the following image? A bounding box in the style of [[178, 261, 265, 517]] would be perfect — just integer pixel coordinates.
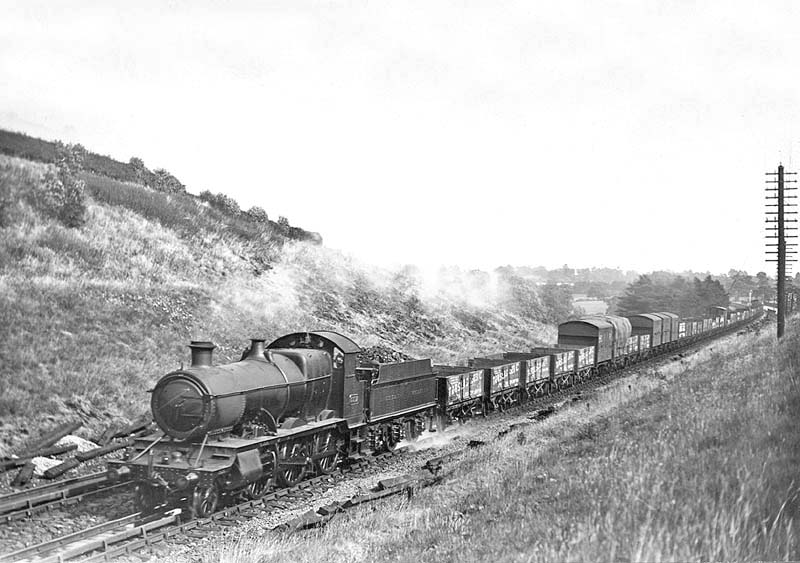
[[189, 341, 216, 367], [245, 339, 266, 361]]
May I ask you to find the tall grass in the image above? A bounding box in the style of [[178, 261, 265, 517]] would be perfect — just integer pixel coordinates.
[[84, 172, 284, 268]]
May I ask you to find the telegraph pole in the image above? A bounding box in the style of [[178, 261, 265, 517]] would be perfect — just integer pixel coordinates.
[[765, 164, 798, 338]]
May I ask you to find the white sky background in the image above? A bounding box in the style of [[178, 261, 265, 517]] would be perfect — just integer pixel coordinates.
[[2, 1, 799, 275]]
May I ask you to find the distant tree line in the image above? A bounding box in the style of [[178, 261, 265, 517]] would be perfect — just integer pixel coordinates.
[[511, 264, 640, 285], [614, 275, 731, 317], [724, 269, 777, 303]]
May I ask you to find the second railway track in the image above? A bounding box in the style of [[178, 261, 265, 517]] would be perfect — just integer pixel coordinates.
[[0, 473, 130, 523]]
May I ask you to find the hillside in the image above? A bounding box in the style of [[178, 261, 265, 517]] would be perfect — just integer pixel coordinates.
[[0, 129, 149, 186], [0, 154, 564, 453], [0, 128, 321, 245]]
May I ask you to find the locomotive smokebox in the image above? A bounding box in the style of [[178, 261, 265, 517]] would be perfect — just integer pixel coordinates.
[[189, 341, 216, 367]]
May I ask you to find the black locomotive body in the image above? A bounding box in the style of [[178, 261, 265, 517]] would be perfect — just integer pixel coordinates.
[[109, 331, 438, 517]]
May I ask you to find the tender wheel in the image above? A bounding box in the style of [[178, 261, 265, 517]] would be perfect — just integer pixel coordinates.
[[278, 443, 308, 487], [191, 483, 219, 518]]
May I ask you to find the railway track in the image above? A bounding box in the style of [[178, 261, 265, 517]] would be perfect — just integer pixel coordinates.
[[0, 316, 764, 562], [0, 473, 131, 524], [0, 455, 402, 562]]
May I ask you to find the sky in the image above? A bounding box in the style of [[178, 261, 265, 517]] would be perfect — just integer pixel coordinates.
[[2, 1, 799, 276]]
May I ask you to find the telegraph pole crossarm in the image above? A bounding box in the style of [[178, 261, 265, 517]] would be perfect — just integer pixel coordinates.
[[765, 164, 797, 338]]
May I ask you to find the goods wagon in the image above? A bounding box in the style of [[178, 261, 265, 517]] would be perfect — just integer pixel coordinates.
[[709, 306, 728, 326], [557, 318, 613, 364], [626, 313, 664, 348], [484, 352, 552, 397], [658, 312, 680, 344], [651, 313, 674, 344], [468, 358, 521, 410], [531, 347, 576, 389], [435, 365, 485, 420], [587, 314, 632, 362]]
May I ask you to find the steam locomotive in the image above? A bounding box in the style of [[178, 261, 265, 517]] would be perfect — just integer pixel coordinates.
[[107, 304, 760, 518]]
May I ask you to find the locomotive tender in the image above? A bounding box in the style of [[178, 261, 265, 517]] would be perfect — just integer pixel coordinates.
[[109, 304, 760, 517]]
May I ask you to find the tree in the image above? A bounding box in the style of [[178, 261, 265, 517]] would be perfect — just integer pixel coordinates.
[[726, 269, 755, 302], [129, 157, 149, 186], [277, 216, 290, 233], [670, 276, 700, 316], [756, 272, 774, 302], [616, 273, 729, 317], [246, 206, 269, 223], [213, 193, 240, 214], [199, 190, 240, 214], [539, 283, 575, 323], [39, 141, 87, 228], [696, 275, 729, 310], [495, 269, 543, 320], [199, 190, 215, 204], [616, 275, 659, 315], [153, 168, 186, 194]]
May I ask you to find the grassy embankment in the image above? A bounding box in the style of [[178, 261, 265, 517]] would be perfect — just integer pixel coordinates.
[[199, 317, 800, 563], [0, 155, 555, 453]]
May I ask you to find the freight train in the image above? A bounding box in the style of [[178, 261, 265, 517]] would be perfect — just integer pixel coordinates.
[[108, 303, 761, 517]]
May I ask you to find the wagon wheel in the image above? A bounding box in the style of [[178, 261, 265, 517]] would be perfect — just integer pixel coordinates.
[[134, 484, 161, 513], [278, 443, 308, 487], [410, 420, 423, 440], [191, 482, 219, 518], [404, 420, 418, 442], [314, 432, 340, 475], [381, 427, 398, 452]]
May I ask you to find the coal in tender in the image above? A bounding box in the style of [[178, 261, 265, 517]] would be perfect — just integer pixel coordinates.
[[357, 345, 415, 365]]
